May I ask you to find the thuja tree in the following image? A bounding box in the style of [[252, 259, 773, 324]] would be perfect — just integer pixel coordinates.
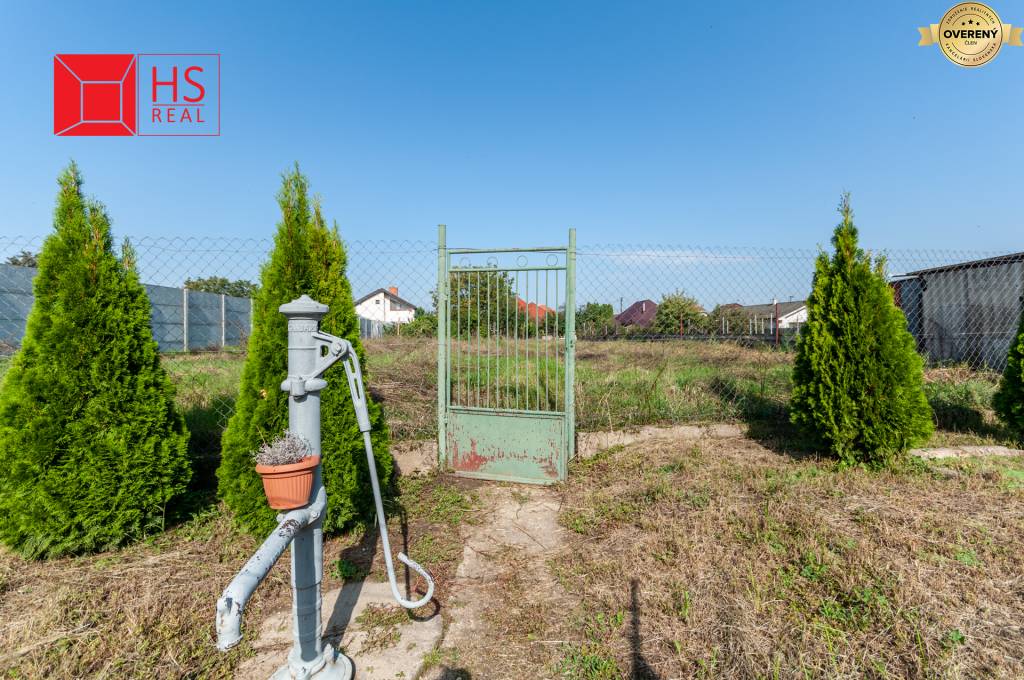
[[218, 166, 392, 536], [790, 194, 932, 465], [993, 308, 1024, 439], [0, 163, 190, 558]]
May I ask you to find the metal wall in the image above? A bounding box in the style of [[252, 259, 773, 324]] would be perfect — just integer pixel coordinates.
[[917, 261, 1023, 370]]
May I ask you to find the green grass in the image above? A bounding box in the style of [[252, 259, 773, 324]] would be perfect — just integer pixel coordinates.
[[355, 603, 408, 652], [557, 643, 621, 680]]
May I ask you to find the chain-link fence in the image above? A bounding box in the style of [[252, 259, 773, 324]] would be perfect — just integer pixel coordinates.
[[575, 245, 1024, 368], [1, 235, 1020, 449]]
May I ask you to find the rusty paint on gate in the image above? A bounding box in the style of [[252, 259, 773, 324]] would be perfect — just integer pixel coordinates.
[[447, 408, 564, 483]]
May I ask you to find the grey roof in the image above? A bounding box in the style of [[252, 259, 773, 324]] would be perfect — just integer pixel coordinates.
[[905, 251, 1024, 276], [354, 288, 417, 309], [731, 300, 806, 317]]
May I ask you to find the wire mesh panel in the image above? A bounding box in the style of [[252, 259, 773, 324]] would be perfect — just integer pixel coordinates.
[[438, 228, 576, 484]]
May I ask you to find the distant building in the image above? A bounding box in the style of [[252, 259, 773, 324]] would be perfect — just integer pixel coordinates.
[[354, 286, 416, 326], [615, 299, 658, 327], [893, 252, 1024, 369], [731, 300, 807, 331], [517, 297, 555, 322]]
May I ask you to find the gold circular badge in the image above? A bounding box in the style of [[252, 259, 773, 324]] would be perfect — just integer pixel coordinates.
[[938, 3, 1004, 66]]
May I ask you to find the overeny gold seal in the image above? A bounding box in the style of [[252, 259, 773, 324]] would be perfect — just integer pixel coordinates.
[[938, 3, 1002, 66], [918, 3, 1024, 66]]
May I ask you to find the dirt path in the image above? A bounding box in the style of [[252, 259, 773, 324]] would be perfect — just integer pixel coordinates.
[[421, 484, 571, 679]]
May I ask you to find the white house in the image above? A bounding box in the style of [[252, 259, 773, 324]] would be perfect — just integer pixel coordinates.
[[354, 287, 416, 326], [722, 300, 808, 334]]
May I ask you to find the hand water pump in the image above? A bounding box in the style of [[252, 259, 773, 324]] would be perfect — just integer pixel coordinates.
[[215, 295, 434, 679]]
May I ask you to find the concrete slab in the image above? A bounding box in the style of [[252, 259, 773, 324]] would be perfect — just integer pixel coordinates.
[[235, 581, 442, 680], [912, 445, 1024, 460], [576, 423, 743, 458], [391, 440, 437, 475], [421, 486, 568, 680]]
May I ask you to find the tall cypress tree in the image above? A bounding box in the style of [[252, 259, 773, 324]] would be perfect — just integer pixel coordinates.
[[993, 309, 1024, 439], [217, 166, 392, 536], [0, 163, 191, 558], [790, 194, 933, 465]]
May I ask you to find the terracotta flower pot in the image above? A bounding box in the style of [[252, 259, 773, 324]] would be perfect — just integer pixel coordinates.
[[255, 456, 320, 510]]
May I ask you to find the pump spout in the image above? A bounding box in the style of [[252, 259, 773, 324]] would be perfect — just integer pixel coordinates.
[[215, 595, 242, 651], [213, 486, 325, 650]]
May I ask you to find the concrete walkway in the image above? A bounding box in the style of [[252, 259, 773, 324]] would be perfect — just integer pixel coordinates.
[[235, 580, 443, 679]]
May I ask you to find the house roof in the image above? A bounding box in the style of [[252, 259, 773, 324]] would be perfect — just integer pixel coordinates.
[[615, 299, 658, 327], [731, 300, 807, 318], [517, 298, 555, 321], [354, 288, 417, 309], [904, 251, 1024, 276]]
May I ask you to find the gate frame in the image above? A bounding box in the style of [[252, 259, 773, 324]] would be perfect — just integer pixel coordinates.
[[436, 225, 576, 483]]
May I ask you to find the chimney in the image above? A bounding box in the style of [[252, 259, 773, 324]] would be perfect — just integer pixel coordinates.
[[641, 301, 646, 312], [388, 286, 398, 295]]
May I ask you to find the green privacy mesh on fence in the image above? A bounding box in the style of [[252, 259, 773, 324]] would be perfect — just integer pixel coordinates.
[[2, 235, 1021, 449]]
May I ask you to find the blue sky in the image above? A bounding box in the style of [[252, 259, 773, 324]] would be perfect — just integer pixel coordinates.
[[1, 1, 1022, 252]]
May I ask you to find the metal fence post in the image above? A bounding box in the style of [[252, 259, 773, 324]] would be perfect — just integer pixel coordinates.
[[220, 293, 226, 348], [182, 287, 189, 352], [436, 224, 448, 468], [564, 227, 576, 464]]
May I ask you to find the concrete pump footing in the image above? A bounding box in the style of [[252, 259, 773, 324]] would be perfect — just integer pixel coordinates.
[[237, 581, 442, 680]]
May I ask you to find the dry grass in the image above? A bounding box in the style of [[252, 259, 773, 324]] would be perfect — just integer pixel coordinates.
[[544, 437, 1024, 678], [0, 472, 478, 679], [364, 337, 438, 441], [0, 507, 285, 679], [2, 339, 1019, 678]]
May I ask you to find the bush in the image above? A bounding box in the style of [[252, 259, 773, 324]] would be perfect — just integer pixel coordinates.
[[0, 163, 191, 558], [790, 194, 932, 465], [652, 291, 706, 336], [218, 165, 392, 536], [993, 308, 1024, 439], [399, 313, 437, 337]]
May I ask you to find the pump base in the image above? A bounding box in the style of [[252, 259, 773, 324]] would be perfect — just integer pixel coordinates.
[[269, 644, 353, 680]]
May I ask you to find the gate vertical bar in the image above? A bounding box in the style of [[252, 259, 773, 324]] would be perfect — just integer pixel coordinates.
[[436, 224, 448, 468], [564, 228, 576, 463]]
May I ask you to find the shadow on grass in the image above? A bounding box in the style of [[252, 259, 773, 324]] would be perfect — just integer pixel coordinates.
[[165, 396, 235, 527], [926, 386, 1014, 443], [630, 579, 661, 680], [433, 670, 472, 679], [706, 377, 821, 459]]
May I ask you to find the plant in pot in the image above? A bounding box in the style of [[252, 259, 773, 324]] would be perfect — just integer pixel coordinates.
[[253, 432, 319, 510]]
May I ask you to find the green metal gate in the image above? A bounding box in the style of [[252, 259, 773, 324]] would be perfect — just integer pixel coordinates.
[[436, 226, 576, 483]]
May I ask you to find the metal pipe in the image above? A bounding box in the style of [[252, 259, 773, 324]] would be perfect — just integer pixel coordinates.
[[340, 346, 435, 609], [215, 485, 325, 651]]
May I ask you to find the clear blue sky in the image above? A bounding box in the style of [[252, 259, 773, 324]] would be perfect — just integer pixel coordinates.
[[1, 1, 1022, 251]]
